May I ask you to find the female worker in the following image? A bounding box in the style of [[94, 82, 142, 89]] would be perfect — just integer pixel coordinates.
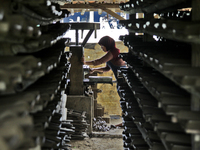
[[82, 35, 127, 98], [82, 35, 127, 127]]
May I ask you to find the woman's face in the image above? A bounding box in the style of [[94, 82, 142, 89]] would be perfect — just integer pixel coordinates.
[[100, 45, 107, 52]]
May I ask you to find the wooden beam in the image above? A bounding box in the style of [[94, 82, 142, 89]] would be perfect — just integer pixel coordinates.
[[66, 9, 123, 13], [81, 9, 86, 15], [102, 9, 125, 20], [60, 3, 120, 9], [89, 3, 125, 20], [61, 3, 125, 20]]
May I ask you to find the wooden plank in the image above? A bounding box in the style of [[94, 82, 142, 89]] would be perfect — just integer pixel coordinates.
[[89, 3, 125, 20], [61, 3, 125, 20], [69, 46, 84, 95], [61, 3, 120, 9]]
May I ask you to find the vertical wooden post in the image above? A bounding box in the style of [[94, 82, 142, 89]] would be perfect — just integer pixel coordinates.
[[75, 29, 79, 45], [69, 45, 84, 95]]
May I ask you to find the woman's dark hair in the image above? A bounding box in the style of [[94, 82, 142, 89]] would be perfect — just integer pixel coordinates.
[[98, 36, 116, 51]]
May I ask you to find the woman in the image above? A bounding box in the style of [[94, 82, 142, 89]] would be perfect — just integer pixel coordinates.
[[82, 35, 127, 83], [83, 36, 126, 127]]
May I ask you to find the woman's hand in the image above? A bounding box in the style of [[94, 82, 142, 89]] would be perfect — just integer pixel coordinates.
[[89, 68, 95, 74], [89, 68, 104, 74]]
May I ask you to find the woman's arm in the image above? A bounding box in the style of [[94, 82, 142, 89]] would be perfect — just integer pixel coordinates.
[[84, 51, 113, 66], [90, 65, 110, 74]]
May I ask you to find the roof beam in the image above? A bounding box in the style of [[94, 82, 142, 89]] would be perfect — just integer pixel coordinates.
[[61, 3, 125, 20], [89, 3, 125, 20], [60, 3, 120, 9]]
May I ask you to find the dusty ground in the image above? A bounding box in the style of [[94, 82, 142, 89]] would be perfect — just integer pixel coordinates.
[[70, 117, 124, 150], [70, 137, 124, 150]]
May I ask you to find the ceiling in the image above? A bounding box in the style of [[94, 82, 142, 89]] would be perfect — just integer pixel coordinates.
[[60, 1, 129, 20]]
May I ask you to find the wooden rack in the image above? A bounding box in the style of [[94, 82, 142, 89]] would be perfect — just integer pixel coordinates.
[[118, 0, 200, 150]]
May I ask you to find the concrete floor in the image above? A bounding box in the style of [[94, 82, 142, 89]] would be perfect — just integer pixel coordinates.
[[71, 117, 124, 150]]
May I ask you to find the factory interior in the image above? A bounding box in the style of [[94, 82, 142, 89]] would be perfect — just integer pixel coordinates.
[[0, 0, 199, 150]]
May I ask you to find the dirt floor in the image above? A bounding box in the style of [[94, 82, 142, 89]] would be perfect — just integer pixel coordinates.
[[70, 137, 123, 150], [70, 117, 124, 150]]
